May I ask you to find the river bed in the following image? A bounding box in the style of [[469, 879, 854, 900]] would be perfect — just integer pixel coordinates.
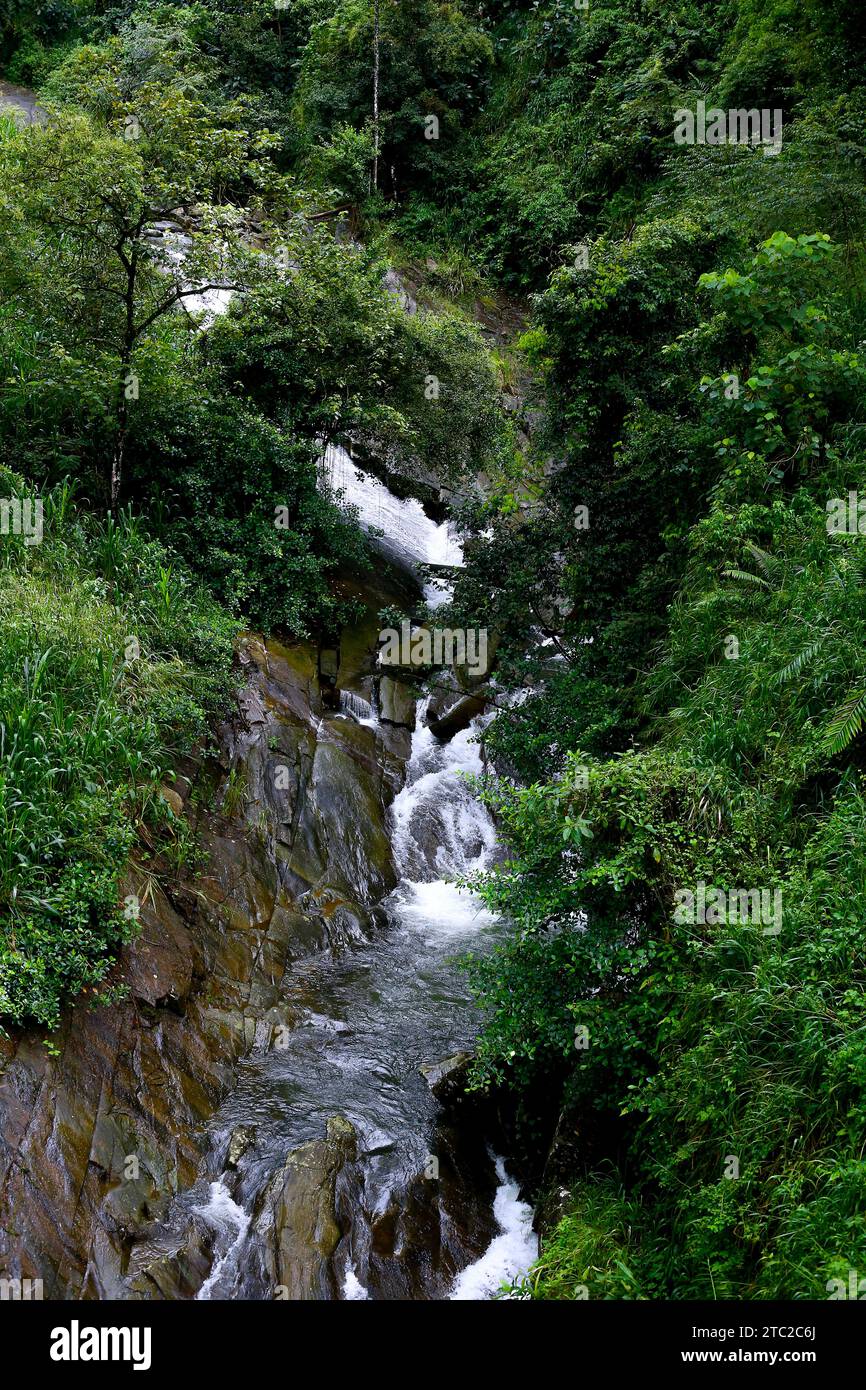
[[152, 702, 536, 1299]]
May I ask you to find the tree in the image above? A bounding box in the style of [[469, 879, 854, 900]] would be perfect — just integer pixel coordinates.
[[0, 38, 284, 505], [293, 0, 492, 200]]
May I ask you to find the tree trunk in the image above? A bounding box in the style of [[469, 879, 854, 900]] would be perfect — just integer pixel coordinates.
[[110, 386, 128, 512], [112, 241, 139, 511], [372, 0, 380, 191]]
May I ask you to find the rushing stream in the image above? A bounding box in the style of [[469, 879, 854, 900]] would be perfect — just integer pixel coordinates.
[[124, 452, 537, 1300], [164, 705, 533, 1299]]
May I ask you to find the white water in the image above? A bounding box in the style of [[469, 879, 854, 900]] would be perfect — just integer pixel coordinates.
[[387, 701, 499, 922], [449, 1156, 538, 1300], [182, 688, 536, 1302], [193, 1181, 251, 1300], [157, 230, 235, 325], [339, 689, 377, 725], [382, 706, 536, 1298], [323, 443, 463, 585], [342, 1265, 371, 1301], [133, 260, 537, 1296]]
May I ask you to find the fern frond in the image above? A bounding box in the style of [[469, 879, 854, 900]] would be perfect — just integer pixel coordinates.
[[839, 551, 866, 589], [823, 687, 866, 754], [722, 568, 770, 589], [775, 641, 825, 686], [744, 543, 774, 578]]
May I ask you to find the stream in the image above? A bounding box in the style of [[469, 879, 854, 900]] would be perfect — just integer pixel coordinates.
[[124, 451, 537, 1300], [178, 708, 534, 1299]]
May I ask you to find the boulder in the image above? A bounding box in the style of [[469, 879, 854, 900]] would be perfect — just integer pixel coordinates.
[[227, 1125, 257, 1168], [425, 692, 487, 742], [420, 1051, 475, 1104], [258, 1117, 358, 1300]]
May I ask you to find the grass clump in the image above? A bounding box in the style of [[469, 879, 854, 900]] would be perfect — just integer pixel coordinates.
[[0, 469, 237, 1028]]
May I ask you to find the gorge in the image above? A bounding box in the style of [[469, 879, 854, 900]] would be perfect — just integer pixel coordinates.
[[3, 0, 866, 1317], [0, 427, 536, 1299]]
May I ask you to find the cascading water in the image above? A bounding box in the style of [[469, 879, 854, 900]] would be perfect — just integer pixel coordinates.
[[388, 698, 498, 918], [449, 1157, 538, 1300], [155, 228, 235, 325], [383, 704, 540, 1300], [322, 442, 461, 608], [338, 688, 377, 725], [0, 134, 539, 1296], [131, 693, 536, 1300], [121, 292, 535, 1298], [192, 1182, 251, 1301]]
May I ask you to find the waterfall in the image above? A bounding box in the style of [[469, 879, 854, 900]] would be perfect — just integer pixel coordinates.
[[322, 442, 462, 603], [192, 1182, 251, 1300], [385, 706, 539, 1297], [449, 1157, 538, 1300], [339, 689, 377, 725], [342, 1265, 371, 1301], [388, 698, 498, 904], [146, 226, 235, 326], [141, 459, 535, 1301]]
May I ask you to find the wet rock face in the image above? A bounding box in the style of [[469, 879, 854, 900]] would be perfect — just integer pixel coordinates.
[[258, 1117, 359, 1301], [0, 632, 407, 1299], [362, 1121, 501, 1300], [377, 675, 417, 730], [420, 1051, 475, 1104], [243, 1110, 501, 1303]]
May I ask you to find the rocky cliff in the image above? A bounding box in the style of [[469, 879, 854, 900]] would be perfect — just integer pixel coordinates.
[[0, 618, 420, 1298]]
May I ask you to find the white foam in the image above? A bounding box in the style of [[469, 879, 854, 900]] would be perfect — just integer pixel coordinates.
[[393, 878, 498, 939], [388, 703, 497, 891], [193, 1181, 251, 1300], [342, 1265, 371, 1300], [449, 1157, 538, 1300], [423, 579, 454, 611]]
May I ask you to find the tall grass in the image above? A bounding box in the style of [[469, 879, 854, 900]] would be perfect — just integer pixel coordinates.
[[0, 466, 237, 1028], [0, 113, 22, 145]]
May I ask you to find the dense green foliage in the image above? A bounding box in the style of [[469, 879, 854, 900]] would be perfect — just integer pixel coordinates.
[[444, 2, 866, 1301], [0, 468, 235, 1027]]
